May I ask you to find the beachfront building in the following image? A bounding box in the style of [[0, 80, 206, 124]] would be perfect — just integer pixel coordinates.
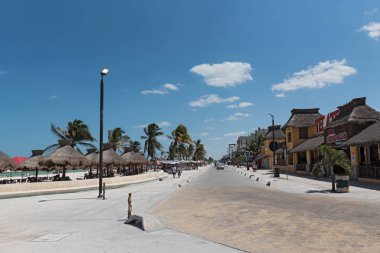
[[323, 97, 380, 182], [262, 125, 285, 169], [283, 109, 323, 173], [237, 136, 252, 154]]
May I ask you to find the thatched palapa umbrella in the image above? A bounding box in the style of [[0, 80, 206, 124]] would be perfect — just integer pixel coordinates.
[[39, 140, 90, 179], [16, 150, 45, 179], [101, 144, 128, 177], [121, 149, 149, 175], [0, 150, 16, 172], [85, 145, 127, 177], [85, 148, 98, 177]]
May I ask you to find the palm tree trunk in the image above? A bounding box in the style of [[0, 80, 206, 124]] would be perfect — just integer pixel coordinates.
[[35, 169, 38, 180], [62, 167, 66, 178]]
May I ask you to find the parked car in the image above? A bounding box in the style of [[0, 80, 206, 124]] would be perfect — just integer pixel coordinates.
[[216, 163, 224, 170]]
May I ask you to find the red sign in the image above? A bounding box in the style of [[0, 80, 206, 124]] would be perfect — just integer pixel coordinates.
[[326, 128, 347, 144], [315, 109, 340, 133]]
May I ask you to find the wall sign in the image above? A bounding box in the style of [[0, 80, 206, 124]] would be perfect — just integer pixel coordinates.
[[315, 109, 340, 133]]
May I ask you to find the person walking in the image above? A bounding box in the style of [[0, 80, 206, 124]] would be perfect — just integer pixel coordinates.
[[177, 168, 182, 178], [172, 166, 177, 178]]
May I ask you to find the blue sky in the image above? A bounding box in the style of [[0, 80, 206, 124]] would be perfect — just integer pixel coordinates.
[[1, 0, 380, 159]]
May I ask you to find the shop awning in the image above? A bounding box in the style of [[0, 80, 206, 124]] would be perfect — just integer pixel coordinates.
[[289, 135, 324, 153]]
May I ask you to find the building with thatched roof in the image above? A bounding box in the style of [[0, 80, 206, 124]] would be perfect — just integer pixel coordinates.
[[260, 125, 286, 169], [281, 108, 323, 173], [0, 151, 16, 172]]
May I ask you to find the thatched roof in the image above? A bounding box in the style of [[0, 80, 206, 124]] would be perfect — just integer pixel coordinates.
[[340, 122, 380, 147], [265, 125, 285, 139], [327, 98, 380, 128], [85, 146, 128, 166], [0, 150, 16, 172], [16, 150, 45, 171], [85, 149, 99, 166], [121, 151, 149, 164], [289, 135, 324, 153], [282, 108, 322, 129], [39, 140, 90, 168]]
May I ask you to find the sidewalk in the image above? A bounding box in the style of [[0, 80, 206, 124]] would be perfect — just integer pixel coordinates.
[[232, 166, 380, 201], [0, 165, 243, 253]]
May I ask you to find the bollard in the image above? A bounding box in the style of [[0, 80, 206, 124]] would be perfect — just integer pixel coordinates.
[[128, 193, 132, 219], [102, 182, 105, 200]]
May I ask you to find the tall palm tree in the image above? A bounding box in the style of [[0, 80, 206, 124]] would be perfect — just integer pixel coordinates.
[[129, 141, 141, 153], [141, 123, 164, 160], [178, 143, 189, 160], [247, 134, 265, 159], [312, 145, 352, 192], [47, 119, 96, 153], [108, 127, 130, 153], [187, 144, 195, 160], [167, 124, 192, 159], [193, 139, 206, 161]]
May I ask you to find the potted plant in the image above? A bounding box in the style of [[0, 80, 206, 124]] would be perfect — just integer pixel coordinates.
[[312, 145, 352, 192]]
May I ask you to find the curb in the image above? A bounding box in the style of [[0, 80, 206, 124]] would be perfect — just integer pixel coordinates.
[[0, 174, 168, 199]]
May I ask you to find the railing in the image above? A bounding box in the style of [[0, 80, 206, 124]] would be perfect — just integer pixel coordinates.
[[277, 159, 287, 166], [359, 165, 380, 179], [296, 164, 307, 172]]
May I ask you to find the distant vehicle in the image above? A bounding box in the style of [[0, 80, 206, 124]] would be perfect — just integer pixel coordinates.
[[216, 163, 224, 170]]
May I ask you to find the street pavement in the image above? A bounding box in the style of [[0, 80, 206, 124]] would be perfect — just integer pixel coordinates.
[[0, 166, 243, 253], [153, 165, 380, 253]]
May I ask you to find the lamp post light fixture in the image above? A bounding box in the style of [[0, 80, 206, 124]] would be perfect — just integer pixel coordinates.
[[98, 68, 109, 198]]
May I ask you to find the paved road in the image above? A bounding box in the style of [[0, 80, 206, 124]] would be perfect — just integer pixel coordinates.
[[153, 166, 380, 253], [0, 168, 243, 253]]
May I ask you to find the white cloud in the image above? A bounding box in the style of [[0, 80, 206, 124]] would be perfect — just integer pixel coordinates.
[[360, 22, 380, 40], [207, 137, 223, 141], [276, 93, 285, 98], [189, 94, 240, 107], [163, 83, 179, 91], [199, 132, 209, 136], [364, 8, 378, 16], [204, 118, 214, 123], [224, 131, 246, 137], [225, 112, 251, 121], [49, 95, 57, 100], [135, 121, 172, 128], [226, 102, 254, 109], [272, 60, 356, 92], [158, 121, 172, 127], [190, 61, 253, 87], [141, 89, 168, 95]]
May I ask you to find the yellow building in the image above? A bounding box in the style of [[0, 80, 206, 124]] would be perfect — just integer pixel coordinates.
[[262, 125, 285, 169], [282, 109, 322, 173]]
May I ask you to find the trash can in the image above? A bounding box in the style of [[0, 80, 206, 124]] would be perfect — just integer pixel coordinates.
[[335, 174, 349, 193], [274, 167, 280, 177]]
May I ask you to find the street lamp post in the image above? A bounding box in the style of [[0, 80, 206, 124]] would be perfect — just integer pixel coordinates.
[[268, 114, 279, 177], [98, 68, 109, 198]]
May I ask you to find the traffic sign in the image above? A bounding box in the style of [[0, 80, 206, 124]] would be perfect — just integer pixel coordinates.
[[244, 151, 251, 157], [269, 141, 279, 152]]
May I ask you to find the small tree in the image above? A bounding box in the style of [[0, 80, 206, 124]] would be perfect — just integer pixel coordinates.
[[312, 145, 352, 192]]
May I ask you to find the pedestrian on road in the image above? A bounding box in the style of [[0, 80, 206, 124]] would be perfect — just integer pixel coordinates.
[[172, 166, 177, 178], [177, 168, 182, 178]]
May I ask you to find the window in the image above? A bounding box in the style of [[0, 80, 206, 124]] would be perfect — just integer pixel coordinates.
[[299, 127, 308, 139], [287, 132, 292, 143]]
